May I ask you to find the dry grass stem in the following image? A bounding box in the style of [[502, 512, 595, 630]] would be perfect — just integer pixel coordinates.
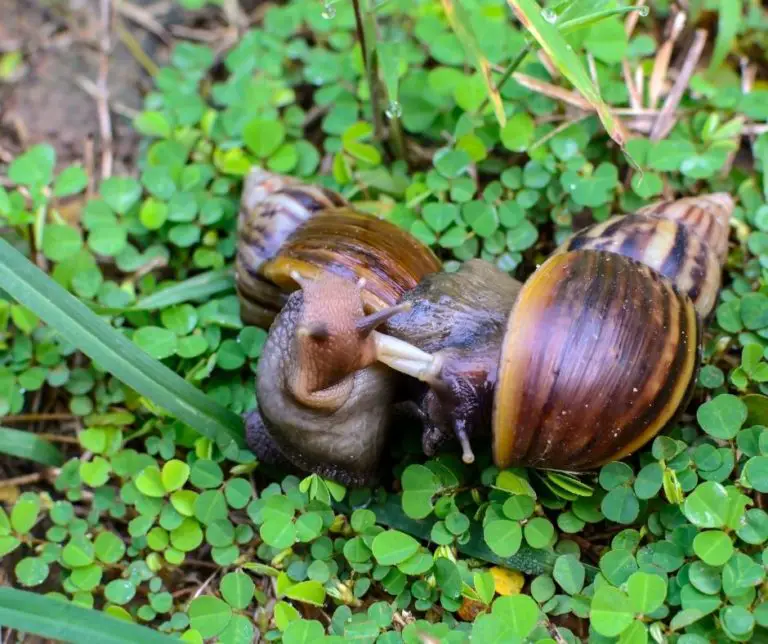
[[536, 49, 559, 79], [586, 53, 599, 90], [530, 113, 591, 151], [76, 76, 140, 120], [98, 0, 115, 179], [622, 60, 642, 109], [649, 11, 687, 109], [116, 21, 160, 76], [116, 0, 172, 44], [2, 413, 77, 423], [511, 72, 593, 110], [650, 28, 707, 141], [85, 134, 96, 199], [634, 65, 644, 106]]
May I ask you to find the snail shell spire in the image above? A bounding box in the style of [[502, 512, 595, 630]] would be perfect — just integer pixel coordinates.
[[558, 193, 734, 319], [636, 192, 733, 265]]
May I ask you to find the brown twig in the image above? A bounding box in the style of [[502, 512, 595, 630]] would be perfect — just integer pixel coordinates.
[[545, 620, 569, 644], [116, 0, 172, 45], [0, 471, 57, 488], [98, 0, 115, 180], [2, 413, 77, 423], [649, 29, 707, 141], [36, 434, 79, 444]]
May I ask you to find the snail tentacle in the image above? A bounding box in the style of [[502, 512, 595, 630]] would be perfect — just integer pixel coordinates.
[[371, 332, 444, 385]]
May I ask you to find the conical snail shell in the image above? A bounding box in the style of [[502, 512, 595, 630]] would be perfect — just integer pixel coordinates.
[[492, 250, 701, 471], [491, 193, 733, 471], [235, 167, 441, 328]]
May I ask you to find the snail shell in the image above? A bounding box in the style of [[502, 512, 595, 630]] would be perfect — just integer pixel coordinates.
[[235, 167, 442, 328], [491, 250, 701, 471], [557, 192, 733, 319]]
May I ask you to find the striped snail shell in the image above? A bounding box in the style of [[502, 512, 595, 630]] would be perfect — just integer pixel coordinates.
[[235, 167, 442, 329], [556, 193, 733, 319], [491, 250, 701, 470], [374, 193, 734, 473]]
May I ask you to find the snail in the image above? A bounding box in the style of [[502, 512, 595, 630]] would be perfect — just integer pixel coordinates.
[[376, 193, 733, 471], [235, 166, 734, 485], [235, 168, 442, 485]]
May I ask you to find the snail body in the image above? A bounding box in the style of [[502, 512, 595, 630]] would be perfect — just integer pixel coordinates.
[[235, 166, 734, 485]]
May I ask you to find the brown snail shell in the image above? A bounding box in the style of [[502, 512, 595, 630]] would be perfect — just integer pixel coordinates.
[[556, 192, 733, 319], [235, 167, 442, 328], [491, 250, 701, 471]]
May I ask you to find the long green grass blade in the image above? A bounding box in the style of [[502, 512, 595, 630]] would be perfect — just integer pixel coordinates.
[[0, 238, 246, 458], [0, 427, 64, 467], [559, 5, 648, 34], [507, 0, 630, 153], [89, 268, 235, 315], [0, 587, 180, 643], [440, 0, 506, 126], [709, 0, 741, 71]]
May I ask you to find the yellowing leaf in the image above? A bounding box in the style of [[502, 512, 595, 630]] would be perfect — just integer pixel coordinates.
[[490, 567, 525, 596]]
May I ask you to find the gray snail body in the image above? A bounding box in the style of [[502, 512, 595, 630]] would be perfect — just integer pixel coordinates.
[[235, 167, 734, 486]]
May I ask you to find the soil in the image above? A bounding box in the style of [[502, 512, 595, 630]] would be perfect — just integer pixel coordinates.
[[0, 0, 268, 175]]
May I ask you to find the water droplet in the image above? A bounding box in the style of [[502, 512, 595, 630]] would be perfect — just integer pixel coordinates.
[[385, 100, 402, 119], [321, 2, 336, 19], [639, 6, 650, 16], [541, 8, 557, 23]]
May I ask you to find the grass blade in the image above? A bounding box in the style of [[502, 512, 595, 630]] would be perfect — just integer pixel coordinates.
[[0, 238, 246, 458], [0, 587, 180, 643], [559, 5, 648, 34], [507, 0, 631, 153], [709, 0, 741, 71], [130, 268, 235, 311], [0, 426, 65, 467], [87, 268, 235, 315], [440, 0, 506, 127]]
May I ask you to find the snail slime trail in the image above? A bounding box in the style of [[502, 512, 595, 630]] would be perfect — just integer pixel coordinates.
[[234, 166, 734, 486]]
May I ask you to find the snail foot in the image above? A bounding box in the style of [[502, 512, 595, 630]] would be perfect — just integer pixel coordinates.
[[244, 408, 292, 468]]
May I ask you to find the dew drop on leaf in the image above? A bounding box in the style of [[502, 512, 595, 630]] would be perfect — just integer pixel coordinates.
[[321, 2, 336, 19], [541, 8, 557, 23], [385, 101, 402, 119]]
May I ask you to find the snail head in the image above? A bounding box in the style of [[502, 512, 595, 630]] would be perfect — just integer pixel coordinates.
[[288, 271, 412, 401]]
